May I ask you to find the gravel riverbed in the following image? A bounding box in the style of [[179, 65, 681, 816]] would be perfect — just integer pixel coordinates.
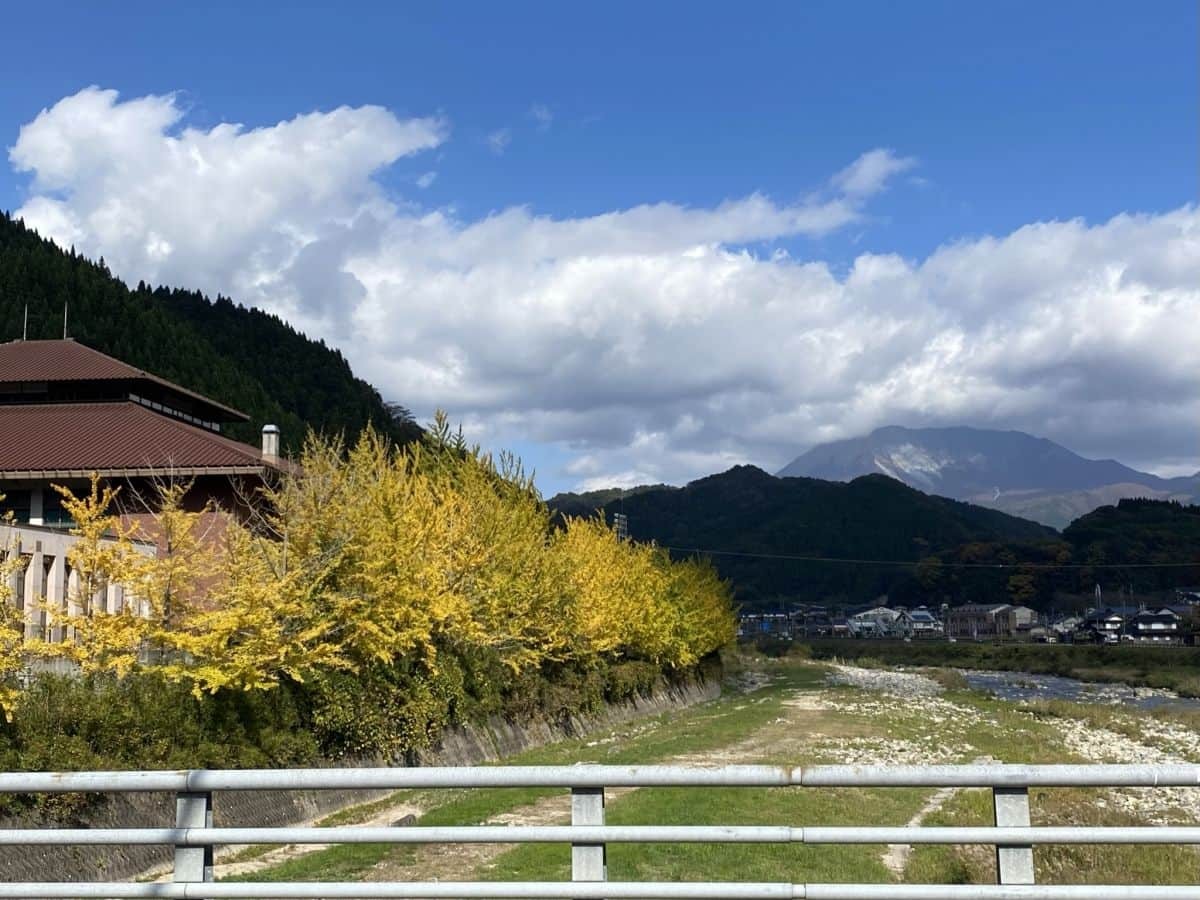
[[823, 662, 1200, 824]]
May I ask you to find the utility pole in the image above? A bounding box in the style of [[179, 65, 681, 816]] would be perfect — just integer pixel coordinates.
[[613, 512, 628, 541]]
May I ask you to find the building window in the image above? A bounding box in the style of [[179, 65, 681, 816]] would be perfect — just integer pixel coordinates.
[[42, 490, 74, 529], [0, 490, 32, 524]]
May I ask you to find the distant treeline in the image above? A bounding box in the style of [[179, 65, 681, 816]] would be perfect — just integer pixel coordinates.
[[551, 467, 1200, 610], [0, 212, 419, 450], [911, 498, 1200, 609]]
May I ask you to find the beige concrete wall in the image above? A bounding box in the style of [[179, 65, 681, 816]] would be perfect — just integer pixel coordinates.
[[0, 522, 155, 645]]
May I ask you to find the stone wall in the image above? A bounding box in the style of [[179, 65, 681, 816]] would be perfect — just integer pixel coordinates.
[[0, 672, 719, 883]]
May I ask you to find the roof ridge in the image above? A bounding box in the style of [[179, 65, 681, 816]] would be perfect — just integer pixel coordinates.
[[69, 340, 146, 377], [0, 339, 249, 422]]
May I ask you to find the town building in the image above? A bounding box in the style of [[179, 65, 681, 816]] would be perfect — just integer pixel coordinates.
[[1075, 606, 1186, 644], [1076, 606, 1136, 643], [946, 604, 1009, 640], [2, 523, 156, 643], [737, 612, 792, 639], [894, 606, 944, 639], [1128, 607, 1183, 643], [945, 603, 1037, 640], [847, 605, 899, 638], [1051, 615, 1084, 641], [801, 609, 833, 638]]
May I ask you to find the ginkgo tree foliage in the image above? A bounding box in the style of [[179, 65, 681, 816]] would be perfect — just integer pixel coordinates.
[[0, 507, 26, 719], [3, 417, 735, 721]]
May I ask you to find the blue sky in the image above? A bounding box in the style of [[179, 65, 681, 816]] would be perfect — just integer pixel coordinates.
[[1, 2, 1197, 493]]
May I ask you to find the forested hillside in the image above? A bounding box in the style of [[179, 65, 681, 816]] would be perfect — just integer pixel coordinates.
[[910, 498, 1200, 610], [552, 465, 1056, 607], [0, 212, 419, 449], [548, 484, 671, 519], [562, 464, 1200, 610]]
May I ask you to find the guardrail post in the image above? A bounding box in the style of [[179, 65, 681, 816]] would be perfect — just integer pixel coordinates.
[[174, 790, 213, 886], [993, 785, 1034, 884], [571, 785, 606, 884]]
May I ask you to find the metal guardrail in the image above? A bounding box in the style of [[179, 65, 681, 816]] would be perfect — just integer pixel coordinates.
[[0, 764, 1198, 898]]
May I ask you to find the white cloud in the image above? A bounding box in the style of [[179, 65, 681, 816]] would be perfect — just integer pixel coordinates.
[[529, 104, 553, 131], [416, 171, 437, 189], [10, 86, 447, 333], [486, 128, 511, 155], [831, 148, 917, 200], [10, 88, 1200, 492]]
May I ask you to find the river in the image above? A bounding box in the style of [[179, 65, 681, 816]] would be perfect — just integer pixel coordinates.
[[960, 668, 1200, 712]]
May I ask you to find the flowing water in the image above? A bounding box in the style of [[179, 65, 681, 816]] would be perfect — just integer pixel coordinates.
[[960, 668, 1200, 712]]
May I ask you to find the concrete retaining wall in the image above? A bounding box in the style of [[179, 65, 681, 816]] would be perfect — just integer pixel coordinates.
[[0, 672, 719, 882]]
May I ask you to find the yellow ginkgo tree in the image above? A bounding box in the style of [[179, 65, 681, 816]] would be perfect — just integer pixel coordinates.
[[0, 503, 28, 720], [0, 422, 736, 717], [31, 477, 147, 677]]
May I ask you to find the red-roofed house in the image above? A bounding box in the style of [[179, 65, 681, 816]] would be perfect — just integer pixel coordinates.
[[0, 339, 287, 642]]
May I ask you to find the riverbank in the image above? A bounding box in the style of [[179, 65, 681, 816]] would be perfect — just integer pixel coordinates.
[[0, 669, 720, 885], [798, 638, 1200, 696], [236, 652, 1200, 887]]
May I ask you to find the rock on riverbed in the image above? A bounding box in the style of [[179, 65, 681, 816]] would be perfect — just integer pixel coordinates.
[[826, 663, 943, 696]]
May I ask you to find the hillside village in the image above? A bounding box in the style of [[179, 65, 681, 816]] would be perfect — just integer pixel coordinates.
[[741, 592, 1200, 645]]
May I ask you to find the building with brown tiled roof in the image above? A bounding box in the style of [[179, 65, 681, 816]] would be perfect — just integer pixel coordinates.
[[0, 339, 285, 526], [0, 339, 287, 642], [0, 338, 247, 428]]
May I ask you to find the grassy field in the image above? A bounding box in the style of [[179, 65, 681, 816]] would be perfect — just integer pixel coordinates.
[[227, 661, 828, 883], [230, 651, 1200, 887], [799, 638, 1200, 696]]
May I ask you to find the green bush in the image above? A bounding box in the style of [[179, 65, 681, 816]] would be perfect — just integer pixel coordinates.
[[0, 672, 319, 817], [0, 648, 721, 820], [605, 661, 662, 703], [750, 635, 793, 658], [305, 656, 468, 761]]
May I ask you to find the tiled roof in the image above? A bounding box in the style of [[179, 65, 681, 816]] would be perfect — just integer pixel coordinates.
[[1132, 611, 1180, 623], [951, 604, 1010, 613], [0, 340, 146, 382], [0, 340, 248, 422], [0, 402, 273, 475]]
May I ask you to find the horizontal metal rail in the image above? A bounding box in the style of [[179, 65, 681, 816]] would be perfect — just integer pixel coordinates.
[[1, 762, 1199, 792], [800, 764, 1200, 787], [0, 883, 1198, 899], [1, 764, 1198, 894], [3, 824, 1200, 845]]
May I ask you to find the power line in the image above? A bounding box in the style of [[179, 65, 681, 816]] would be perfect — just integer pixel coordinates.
[[661, 545, 1200, 571]]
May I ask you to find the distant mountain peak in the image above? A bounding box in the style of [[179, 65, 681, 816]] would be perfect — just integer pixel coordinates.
[[778, 425, 1198, 529]]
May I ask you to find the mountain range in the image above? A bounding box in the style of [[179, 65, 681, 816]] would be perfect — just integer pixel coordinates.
[[778, 426, 1199, 529], [548, 465, 1200, 610]]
